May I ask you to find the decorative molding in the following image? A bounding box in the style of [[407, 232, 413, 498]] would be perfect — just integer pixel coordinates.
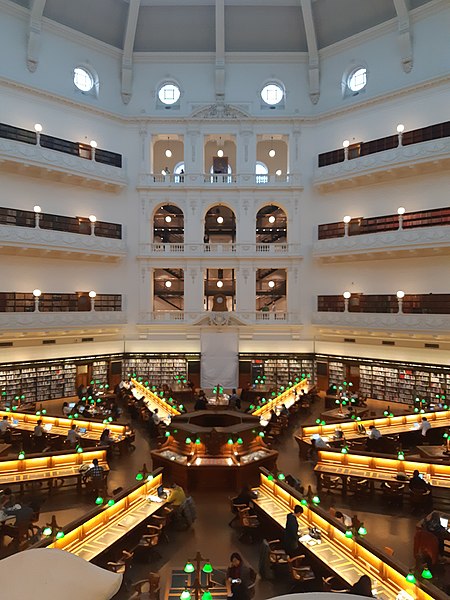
[[138, 311, 302, 326], [313, 225, 450, 261], [136, 172, 302, 189], [0, 225, 127, 260], [27, 0, 46, 72], [137, 242, 303, 259], [0, 311, 126, 331], [190, 102, 251, 120], [313, 138, 450, 192], [0, 137, 127, 191], [312, 311, 450, 333]]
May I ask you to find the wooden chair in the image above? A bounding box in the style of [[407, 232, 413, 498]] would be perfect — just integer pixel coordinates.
[[127, 572, 160, 600], [107, 550, 134, 574], [409, 488, 432, 513], [237, 507, 260, 544], [381, 481, 405, 506], [319, 474, 343, 495], [149, 514, 170, 543], [136, 525, 161, 562], [266, 539, 289, 573], [228, 497, 247, 527], [288, 555, 315, 591], [347, 477, 370, 496], [322, 575, 350, 593]]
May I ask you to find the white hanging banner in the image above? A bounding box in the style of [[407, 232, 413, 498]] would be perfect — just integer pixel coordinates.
[[200, 330, 238, 390]]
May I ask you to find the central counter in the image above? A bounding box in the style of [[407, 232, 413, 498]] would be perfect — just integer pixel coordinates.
[[150, 410, 278, 491]]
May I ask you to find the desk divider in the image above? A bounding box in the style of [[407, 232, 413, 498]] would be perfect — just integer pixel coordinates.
[[131, 379, 181, 418], [252, 378, 309, 420]]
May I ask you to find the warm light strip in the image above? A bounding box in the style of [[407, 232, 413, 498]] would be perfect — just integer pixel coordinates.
[[252, 378, 309, 419], [300, 409, 450, 442], [131, 379, 181, 417], [0, 410, 126, 440], [257, 473, 439, 600], [316, 451, 450, 488], [48, 473, 163, 560]]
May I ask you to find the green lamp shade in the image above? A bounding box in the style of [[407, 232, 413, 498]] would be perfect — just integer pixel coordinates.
[[267, 474, 274, 481], [76, 446, 83, 453], [341, 447, 348, 454], [320, 420, 326, 425], [358, 525, 367, 536], [136, 473, 144, 481], [107, 499, 115, 507], [185, 438, 192, 444], [95, 496, 104, 505], [195, 438, 201, 444], [18, 451, 25, 460], [147, 474, 154, 481], [345, 529, 353, 538], [202, 562, 213, 574], [180, 591, 191, 600], [36, 411, 41, 416], [55, 531, 65, 540], [227, 438, 234, 445], [43, 527, 53, 536], [421, 567, 433, 579], [398, 452, 405, 460], [184, 562, 195, 573], [405, 572, 417, 584], [258, 432, 264, 438], [300, 499, 308, 506], [165, 431, 171, 437], [202, 591, 213, 600], [312, 496, 320, 505], [277, 473, 285, 481], [42, 409, 46, 415], [237, 438, 243, 445], [316, 417, 322, 423]]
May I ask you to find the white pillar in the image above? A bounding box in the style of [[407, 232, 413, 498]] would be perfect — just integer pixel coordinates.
[[184, 266, 204, 312], [236, 265, 256, 313], [288, 127, 301, 176], [184, 197, 204, 245], [140, 266, 152, 317], [139, 124, 151, 173], [185, 128, 203, 176], [236, 127, 256, 177]]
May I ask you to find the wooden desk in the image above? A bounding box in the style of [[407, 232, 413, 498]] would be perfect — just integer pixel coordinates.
[[314, 450, 450, 492], [131, 379, 180, 422], [252, 378, 309, 423], [46, 471, 166, 562], [320, 407, 369, 423], [296, 409, 450, 458], [0, 449, 108, 494], [254, 470, 444, 600], [416, 446, 450, 460], [0, 410, 130, 446]]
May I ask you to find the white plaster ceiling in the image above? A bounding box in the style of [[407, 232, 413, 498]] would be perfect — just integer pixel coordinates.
[[10, 0, 435, 52]]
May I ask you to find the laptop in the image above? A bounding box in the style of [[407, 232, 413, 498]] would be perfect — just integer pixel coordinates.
[[44, 424, 52, 432], [12, 419, 18, 425], [68, 402, 76, 409], [157, 484, 168, 499], [440, 517, 448, 529], [79, 427, 87, 434]]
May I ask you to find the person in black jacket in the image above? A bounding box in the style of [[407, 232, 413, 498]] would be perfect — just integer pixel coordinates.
[[283, 505, 303, 556]]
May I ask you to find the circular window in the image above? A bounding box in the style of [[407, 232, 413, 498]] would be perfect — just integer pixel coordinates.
[[347, 67, 367, 92], [158, 83, 181, 105], [73, 67, 94, 92], [261, 83, 284, 106]]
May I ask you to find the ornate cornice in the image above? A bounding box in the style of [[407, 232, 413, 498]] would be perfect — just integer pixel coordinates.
[[0, 311, 127, 331], [190, 102, 251, 120], [312, 311, 450, 334]]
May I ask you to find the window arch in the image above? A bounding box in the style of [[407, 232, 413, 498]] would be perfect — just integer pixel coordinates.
[[342, 63, 368, 98], [256, 205, 287, 244], [157, 81, 181, 108], [153, 204, 184, 244], [73, 65, 99, 97], [204, 205, 236, 244], [256, 161, 269, 184], [260, 82, 285, 106]]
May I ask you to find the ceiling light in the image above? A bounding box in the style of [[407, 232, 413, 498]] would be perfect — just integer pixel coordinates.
[[268, 215, 276, 224], [90, 140, 97, 148], [343, 215, 351, 224], [89, 215, 97, 223], [165, 149, 172, 158], [396, 290, 405, 299], [216, 216, 224, 224], [268, 149, 276, 158], [343, 291, 351, 299], [217, 149, 224, 158], [34, 123, 42, 133], [397, 124, 405, 133], [89, 291, 96, 298], [33, 205, 41, 213], [275, 169, 282, 176], [397, 207, 406, 215], [165, 215, 172, 223], [342, 140, 350, 148], [33, 289, 42, 297], [268, 280, 275, 288], [165, 281, 172, 288], [216, 281, 223, 288]]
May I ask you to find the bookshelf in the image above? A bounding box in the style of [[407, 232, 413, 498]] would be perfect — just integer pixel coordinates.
[[0, 292, 122, 312], [124, 354, 197, 387]]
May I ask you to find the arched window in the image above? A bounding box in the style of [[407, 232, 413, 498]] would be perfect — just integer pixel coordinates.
[[174, 162, 185, 183], [256, 205, 287, 244], [204, 205, 236, 244], [256, 161, 269, 184], [153, 205, 184, 244], [209, 164, 232, 183]]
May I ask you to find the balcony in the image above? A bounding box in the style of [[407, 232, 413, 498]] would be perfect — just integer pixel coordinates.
[[138, 311, 301, 326], [0, 136, 127, 192], [0, 310, 126, 332], [137, 172, 302, 190], [138, 242, 301, 258], [312, 310, 450, 335], [313, 137, 450, 192]]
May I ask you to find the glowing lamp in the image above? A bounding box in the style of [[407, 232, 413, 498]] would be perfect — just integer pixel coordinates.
[[56, 531, 65, 540], [88, 215, 97, 223], [268, 149, 276, 157], [237, 438, 243, 445], [185, 437, 192, 444], [258, 432, 265, 438], [147, 475, 154, 481], [18, 451, 25, 460], [216, 216, 224, 224], [165, 431, 170, 437], [267, 474, 274, 481], [43, 527, 53, 536], [180, 591, 191, 600], [396, 124, 405, 133], [217, 149, 224, 158], [90, 140, 97, 148], [227, 438, 234, 445], [268, 215, 276, 224], [135, 473, 144, 481], [202, 592, 213, 600], [95, 496, 104, 505], [345, 528, 353, 538], [277, 473, 286, 481], [34, 123, 43, 133], [358, 524, 367, 536], [107, 499, 115, 507], [421, 567, 433, 579], [202, 562, 213, 574], [342, 140, 350, 148], [195, 438, 201, 445], [398, 451, 405, 460], [312, 495, 320, 505], [343, 215, 351, 224], [300, 499, 308, 506], [341, 447, 348, 454], [33, 289, 42, 297], [184, 562, 195, 573], [76, 446, 83, 453], [343, 291, 351, 299], [405, 572, 416, 584], [396, 290, 405, 299]]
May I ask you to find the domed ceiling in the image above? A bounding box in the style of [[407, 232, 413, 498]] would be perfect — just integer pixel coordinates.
[[9, 0, 434, 53]]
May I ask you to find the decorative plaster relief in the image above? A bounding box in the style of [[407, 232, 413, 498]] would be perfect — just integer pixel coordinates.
[[312, 311, 450, 332]]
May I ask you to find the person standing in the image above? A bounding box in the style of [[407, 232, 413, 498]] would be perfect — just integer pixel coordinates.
[[33, 419, 45, 452], [283, 505, 303, 556]]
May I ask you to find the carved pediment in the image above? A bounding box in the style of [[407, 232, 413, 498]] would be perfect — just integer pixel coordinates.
[[192, 312, 248, 327], [191, 103, 250, 120]]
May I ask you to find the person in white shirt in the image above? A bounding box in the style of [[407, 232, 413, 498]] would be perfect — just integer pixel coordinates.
[[152, 408, 161, 425], [67, 424, 81, 447], [0, 416, 10, 434], [62, 402, 71, 417], [419, 417, 431, 437], [367, 425, 382, 440], [314, 436, 331, 449]]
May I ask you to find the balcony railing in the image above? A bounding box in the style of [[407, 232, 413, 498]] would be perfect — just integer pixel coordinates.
[[312, 311, 450, 333], [138, 173, 302, 188], [317, 294, 450, 314], [138, 311, 301, 325], [0, 310, 126, 331], [139, 243, 301, 256], [0, 292, 122, 313]]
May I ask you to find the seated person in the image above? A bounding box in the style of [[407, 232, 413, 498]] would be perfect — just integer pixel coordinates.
[[348, 574, 374, 598], [228, 389, 241, 410], [152, 408, 162, 426], [334, 510, 353, 528], [226, 552, 254, 600], [279, 404, 289, 417], [419, 417, 431, 438], [423, 511, 450, 554], [409, 469, 431, 493], [194, 393, 208, 411], [333, 428, 345, 441], [168, 483, 186, 508], [66, 424, 82, 447], [233, 484, 257, 508], [366, 425, 382, 450], [62, 402, 71, 417], [84, 458, 104, 479], [0, 487, 16, 511], [268, 409, 278, 424], [0, 415, 11, 442], [285, 474, 304, 493], [99, 428, 114, 446], [314, 435, 331, 449]]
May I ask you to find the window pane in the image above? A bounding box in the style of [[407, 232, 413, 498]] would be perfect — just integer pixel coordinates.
[[261, 84, 284, 105], [348, 68, 367, 92], [158, 84, 181, 105], [74, 67, 94, 92]]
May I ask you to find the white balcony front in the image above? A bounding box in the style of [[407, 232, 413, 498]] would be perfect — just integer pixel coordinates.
[[138, 242, 302, 258], [313, 137, 450, 192], [137, 172, 302, 190], [138, 311, 301, 326], [0, 138, 127, 191], [312, 311, 450, 335], [0, 224, 127, 261], [313, 225, 450, 262], [0, 311, 127, 332]]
